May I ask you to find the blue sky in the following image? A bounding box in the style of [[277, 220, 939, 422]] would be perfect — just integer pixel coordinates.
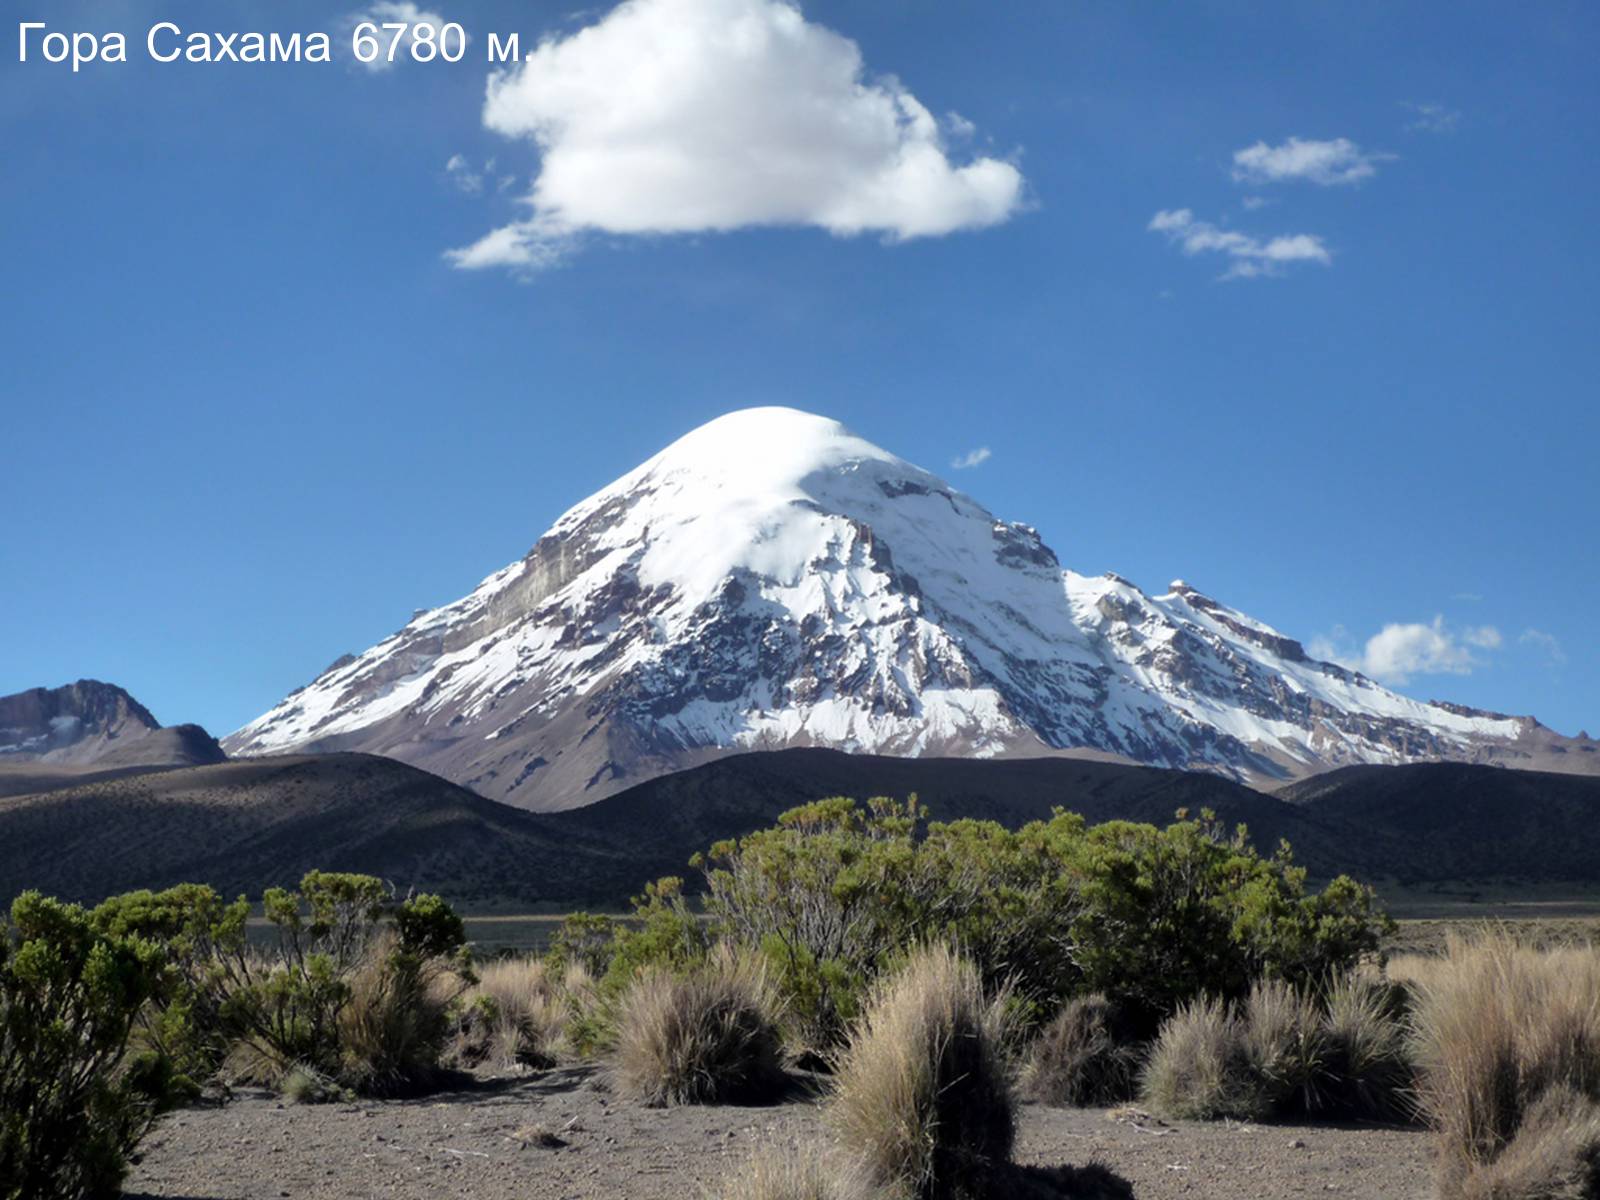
[[2, 0, 1595, 740]]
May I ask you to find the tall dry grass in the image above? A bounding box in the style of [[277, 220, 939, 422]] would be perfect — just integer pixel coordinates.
[[615, 946, 787, 1106], [1409, 931, 1600, 1198], [1320, 974, 1411, 1119], [828, 944, 1014, 1200], [449, 957, 568, 1070], [336, 930, 465, 1096], [1243, 979, 1328, 1116]]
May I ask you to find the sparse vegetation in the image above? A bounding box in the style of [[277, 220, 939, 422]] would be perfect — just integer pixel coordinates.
[[829, 945, 1015, 1199], [614, 946, 787, 1106], [709, 1142, 873, 1200]]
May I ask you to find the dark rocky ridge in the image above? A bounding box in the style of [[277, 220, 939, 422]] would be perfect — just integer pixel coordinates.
[[0, 679, 224, 768]]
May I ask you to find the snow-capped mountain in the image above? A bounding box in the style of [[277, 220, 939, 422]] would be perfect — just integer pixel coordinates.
[[225, 408, 1597, 810]]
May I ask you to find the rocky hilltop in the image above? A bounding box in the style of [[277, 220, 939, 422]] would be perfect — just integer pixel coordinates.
[[0, 679, 225, 769]]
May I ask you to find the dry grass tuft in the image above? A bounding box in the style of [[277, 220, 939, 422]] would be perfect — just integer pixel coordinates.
[[1023, 993, 1140, 1108], [1410, 932, 1600, 1197], [828, 944, 1015, 1199], [449, 956, 567, 1070], [706, 1142, 874, 1200], [615, 946, 787, 1107], [1320, 974, 1412, 1119], [1243, 979, 1328, 1116], [1141, 996, 1264, 1121], [1457, 1086, 1600, 1200]]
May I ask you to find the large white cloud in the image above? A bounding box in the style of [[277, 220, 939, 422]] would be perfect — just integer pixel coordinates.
[[447, 0, 1025, 271], [1311, 616, 1502, 685]]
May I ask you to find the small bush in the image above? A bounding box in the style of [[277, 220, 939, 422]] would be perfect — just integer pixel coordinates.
[[829, 945, 1014, 1199], [449, 957, 566, 1069], [280, 1062, 348, 1105], [1410, 933, 1600, 1196], [1456, 1085, 1600, 1200], [1141, 996, 1265, 1121], [709, 1142, 873, 1200], [1, 892, 168, 1200], [336, 931, 464, 1096], [1023, 993, 1140, 1107], [1320, 974, 1411, 1119], [615, 946, 786, 1106], [1243, 979, 1328, 1116], [214, 874, 470, 1096]]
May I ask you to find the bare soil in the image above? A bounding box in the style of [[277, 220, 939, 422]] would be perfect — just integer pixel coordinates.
[[124, 1065, 1432, 1200]]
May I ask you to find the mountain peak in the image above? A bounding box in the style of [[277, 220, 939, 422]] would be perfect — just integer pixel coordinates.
[[0, 680, 224, 768], [225, 410, 1596, 807]]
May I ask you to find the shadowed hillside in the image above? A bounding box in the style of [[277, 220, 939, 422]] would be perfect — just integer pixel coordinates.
[[5, 749, 1598, 908], [0, 754, 632, 906], [1277, 761, 1600, 885]]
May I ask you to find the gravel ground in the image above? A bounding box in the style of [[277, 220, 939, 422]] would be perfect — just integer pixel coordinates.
[[124, 1066, 1432, 1200]]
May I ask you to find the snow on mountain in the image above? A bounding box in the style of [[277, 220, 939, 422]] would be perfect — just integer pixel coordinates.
[[224, 408, 1595, 809]]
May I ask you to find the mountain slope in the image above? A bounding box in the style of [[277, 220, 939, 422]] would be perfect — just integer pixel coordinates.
[[225, 408, 1596, 809], [0, 680, 225, 769], [1278, 762, 1600, 885], [539, 747, 1377, 887], [9, 751, 1597, 908], [0, 754, 630, 906]]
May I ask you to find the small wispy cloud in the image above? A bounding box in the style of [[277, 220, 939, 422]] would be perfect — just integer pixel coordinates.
[[445, 154, 483, 194], [1232, 136, 1392, 186], [951, 447, 992, 470], [344, 2, 459, 72], [1452, 591, 1484, 602], [1521, 628, 1568, 668], [1311, 616, 1502, 685], [1240, 195, 1270, 211], [1404, 102, 1461, 134], [1148, 209, 1330, 280]]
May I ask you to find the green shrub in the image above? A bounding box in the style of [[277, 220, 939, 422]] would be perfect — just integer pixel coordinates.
[[214, 873, 470, 1095], [89, 883, 249, 1104], [1065, 813, 1392, 1030], [685, 799, 1391, 1051], [1023, 993, 1140, 1107], [1141, 995, 1265, 1121], [1, 892, 168, 1200], [547, 912, 618, 977], [829, 945, 1014, 1199]]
